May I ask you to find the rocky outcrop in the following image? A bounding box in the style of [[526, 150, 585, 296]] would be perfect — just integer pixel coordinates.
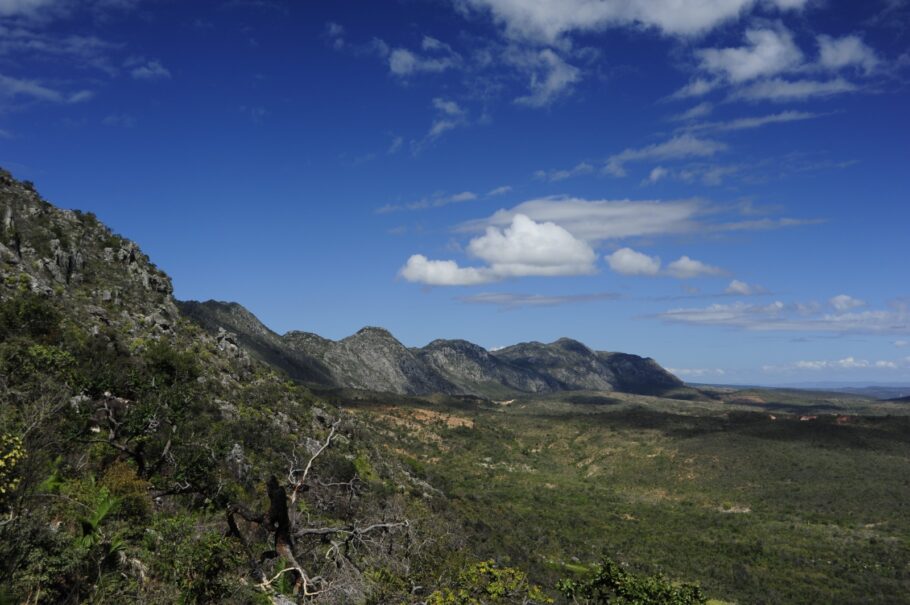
[[284, 327, 459, 396], [417, 339, 555, 396], [0, 168, 177, 337], [493, 338, 618, 392]]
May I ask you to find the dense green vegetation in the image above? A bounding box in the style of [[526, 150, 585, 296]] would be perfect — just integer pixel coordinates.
[[348, 393, 910, 604], [0, 289, 470, 603]]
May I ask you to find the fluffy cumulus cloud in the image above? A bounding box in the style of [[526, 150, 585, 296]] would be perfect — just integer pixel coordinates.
[[466, 214, 597, 277], [400, 214, 596, 286], [605, 247, 724, 279], [457, 0, 809, 42], [666, 255, 725, 278], [606, 248, 661, 276], [399, 255, 493, 286]]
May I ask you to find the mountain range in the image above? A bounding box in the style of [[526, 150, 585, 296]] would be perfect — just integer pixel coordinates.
[[178, 299, 685, 398]]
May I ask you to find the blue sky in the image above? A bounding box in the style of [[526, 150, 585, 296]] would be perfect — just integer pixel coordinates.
[[2, 0, 909, 385]]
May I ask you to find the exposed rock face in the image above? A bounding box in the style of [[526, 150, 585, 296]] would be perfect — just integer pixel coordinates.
[[417, 339, 555, 396], [179, 299, 685, 398], [494, 338, 619, 392], [0, 168, 177, 336], [284, 327, 458, 396]]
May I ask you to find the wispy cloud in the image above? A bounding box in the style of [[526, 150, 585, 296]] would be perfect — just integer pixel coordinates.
[[129, 59, 171, 80], [377, 190, 478, 214], [0, 72, 93, 104], [534, 162, 594, 182], [604, 134, 727, 177], [458, 196, 819, 242], [683, 110, 824, 133], [458, 291, 620, 309], [655, 299, 910, 335], [388, 36, 461, 76]]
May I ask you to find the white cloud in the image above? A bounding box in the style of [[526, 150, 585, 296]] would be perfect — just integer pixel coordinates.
[[130, 59, 171, 80], [400, 255, 493, 286], [424, 97, 468, 142], [671, 102, 713, 121], [387, 136, 403, 154], [671, 78, 719, 99], [513, 48, 581, 107], [460, 197, 703, 241], [467, 214, 597, 277], [667, 367, 726, 378], [657, 299, 910, 334], [605, 134, 727, 177], [535, 162, 594, 182], [378, 190, 478, 213], [685, 110, 821, 132], [487, 185, 512, 196], [606, 248, 661, 276], [817, 34, 879, 74], [0, 0, 60, 18], [457, 0, 808, 43], [388, 36, 460, 76], [433, 97, 464, 116], [696, 26, 804, 83], [458, 291, 620, 308], [459, 196, 816, 242], [790, 357, 900, 371], [830, 294, 865, 311], [400, 214, 597, 286], [895, 340, 909, 348], [733, 77, 857, 102], [666, 255, 725, 278], [725, 279, 765, 295], [646, 166, 669, 183], [0, 72, 93, 104]]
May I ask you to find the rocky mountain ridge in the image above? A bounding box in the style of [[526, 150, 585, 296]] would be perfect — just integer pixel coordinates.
[[179, 299, 686, 398]]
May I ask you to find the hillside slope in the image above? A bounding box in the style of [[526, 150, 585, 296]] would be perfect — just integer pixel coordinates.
[[0, 168, 464, 603]]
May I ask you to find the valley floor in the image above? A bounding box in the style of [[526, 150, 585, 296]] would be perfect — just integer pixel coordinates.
[[344, 390, 910, 604]]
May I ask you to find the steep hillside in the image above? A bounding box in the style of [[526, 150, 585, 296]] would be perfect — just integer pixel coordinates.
[[178, 299, 334, 385], [0, 169, 467, 604]]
